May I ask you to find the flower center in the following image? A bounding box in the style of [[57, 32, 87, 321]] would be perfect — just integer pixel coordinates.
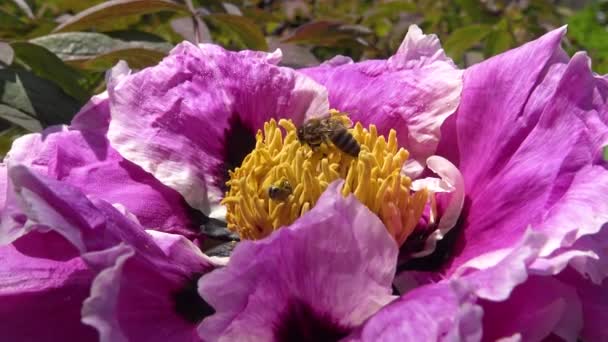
[[221, 111, 428, 245]]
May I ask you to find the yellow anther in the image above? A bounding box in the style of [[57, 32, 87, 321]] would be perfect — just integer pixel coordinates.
[[221, 112, 429, 244]]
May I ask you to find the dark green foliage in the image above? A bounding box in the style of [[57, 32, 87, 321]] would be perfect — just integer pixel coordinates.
[[0, 68, 81, 131]]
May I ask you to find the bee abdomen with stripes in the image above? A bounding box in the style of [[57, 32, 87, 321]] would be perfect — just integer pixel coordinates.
[[328, 125, 360, 157]]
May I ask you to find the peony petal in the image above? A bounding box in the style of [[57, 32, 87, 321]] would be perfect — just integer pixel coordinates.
[[81, 244, 133, 342], [397, 229, 583, 341], [106, 42, 329, 219], [561, 223, 608, 284], [435, 28, 608, 282], [7, 165, 160, 255], [530, 161, 608, 282], [447, 229, 545, 300], [0, 163, 28, 244], [5, 125, 196, 237], [301, 25, 463, 177], [0, 163, 7, 208], [409, 155, 465, 257], [6, 166, 217, 342], [70, 92, 112, 135], [480, 275, 582, 342], [82, 233, 216, 342], [557, 268, 608, 342], [197, 181, 397, 341], [456, 229, 586, 340], [390, 25, 457, 69], [0, 231, 97, 341], [346, 280, 482, 342]]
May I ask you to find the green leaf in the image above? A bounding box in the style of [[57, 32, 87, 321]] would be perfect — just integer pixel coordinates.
[[0, 42, 13, 66], [30, 32, 171, 71], [603, 145, 608, 162], [0, 69, 81, 131], [105, 30, 169, 43], [66, 48, 167, 71], [241, 8, 281, 27], [283, 21, 371, 47], [31, 32, 172, 59], [568, 4, 608, 52], [567, 4, 608, 73], [484, 21, 514, 57], [53, 0, 188, 33], [362, 1, 416, 24], [455, 0, 490, 23], [444, 24, 493, 61], [205, 14, 268, 51], [0, 9, 27, 31], [42, 0, 107, 12], [11, 42, 89, 101]]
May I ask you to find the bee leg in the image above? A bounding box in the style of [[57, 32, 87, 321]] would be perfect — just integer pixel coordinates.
[[310, 141, 322, 152]]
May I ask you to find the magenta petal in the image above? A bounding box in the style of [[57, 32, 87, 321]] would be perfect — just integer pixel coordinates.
[[70, 92, 111, 135], [347, 281, 482, 342], [558, 268, 608, 342], [409, 156, 465, 258], [480, 275, 582, 341], [81, 245, 133, 342], [7, 166, 216, 341], [198, 181, 397, 341], [0, 163, 7, 208], [561, 223, 608, 284], [456, 230, 585, 340], [301, 25, 463, 175], [106, 42, 328, 218], [7, 165, 160, 254], [82, 233, 215, 342], [0, 164, 28, 244], [0, 231, 97, 341], [5, 125, 196, 237], [436, 27, 608, 281]]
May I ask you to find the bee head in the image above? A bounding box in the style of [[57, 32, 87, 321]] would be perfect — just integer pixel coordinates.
[[268, 185, 280, 198], [296, 126, 305, 143], [278, 179, 292, 191]]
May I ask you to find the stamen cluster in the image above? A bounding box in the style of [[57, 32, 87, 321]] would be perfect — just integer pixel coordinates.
[[222, 113, 427, 244]]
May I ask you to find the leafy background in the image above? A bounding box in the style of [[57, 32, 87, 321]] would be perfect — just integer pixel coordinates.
[[0, 0, 605, 156]]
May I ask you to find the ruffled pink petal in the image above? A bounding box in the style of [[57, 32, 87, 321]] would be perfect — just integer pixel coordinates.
[[70, 92, 111, 135], [6, 165, 217, 341], [82, 232, 216, 342], [0, 231, 97, 341], [5, 125, 196, 237], [346, 280, 482, 342], [557, 268, 608, 342], [0, 163, 7, 208], [409, 156, 465, 258], [434, 28, 608, 285], [480, 275, 582, 342], [106, 42, 328, 219], [197, 181, 397, 341], [6, 165, 160, 254], [399, 229, 584, 340], [301, 25, 463, 176]]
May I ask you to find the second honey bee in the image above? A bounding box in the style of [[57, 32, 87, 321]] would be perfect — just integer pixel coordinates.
[[268, 179, 293, 201], [297, 116, 360, 157]]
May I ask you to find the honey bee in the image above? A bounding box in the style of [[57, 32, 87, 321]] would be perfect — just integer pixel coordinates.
[[297, 116, 360, 157], [268, 179, 293, 201]]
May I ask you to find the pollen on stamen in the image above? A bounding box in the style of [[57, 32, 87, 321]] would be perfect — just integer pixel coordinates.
[[221, 112, 428, 245]]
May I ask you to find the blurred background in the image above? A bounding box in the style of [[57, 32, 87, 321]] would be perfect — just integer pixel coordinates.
[[0, 0, 606, 155]]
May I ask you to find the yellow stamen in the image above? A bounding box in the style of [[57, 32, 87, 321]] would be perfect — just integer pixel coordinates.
[[221, 111, 428, 245]]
